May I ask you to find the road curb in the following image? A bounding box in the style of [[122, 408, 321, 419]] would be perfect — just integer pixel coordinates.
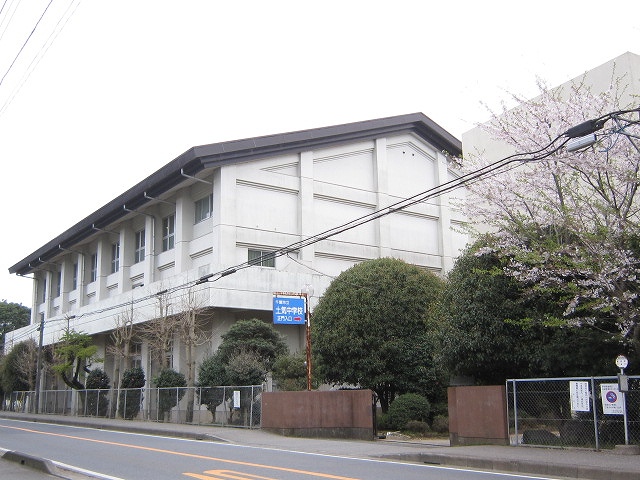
[[380, 452, 640, 480], [8, 414, 229, 443], [1, 449, 59, 475]]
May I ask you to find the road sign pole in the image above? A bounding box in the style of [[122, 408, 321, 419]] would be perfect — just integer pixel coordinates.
[[615, 355, 630, 446], [623, 391, 629, 446]]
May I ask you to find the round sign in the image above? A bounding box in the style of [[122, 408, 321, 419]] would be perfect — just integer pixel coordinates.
[[615, 355, 628, 369], [605, 391, 618, 403]]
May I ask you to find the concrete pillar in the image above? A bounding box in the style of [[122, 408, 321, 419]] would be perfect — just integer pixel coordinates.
[[299, 150, 315, 264], [374, 137, 391, 258], [175, 191, 197, 274], [436, 150, 454, 272], [214, 165, 237, 270]]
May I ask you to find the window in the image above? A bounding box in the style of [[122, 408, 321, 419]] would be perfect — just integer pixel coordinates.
[[162, 214, 175, 251], [72, 263, 78, 290], [194, 194, 213, 223], [135, 229, 145, 263], [90, 253, 98, 282], [56, 271, 62, 298], [165, 339, 174, 369], [111, 242, 120, 273], [248, 249, 275, 268], [131, 342, 142, 369]]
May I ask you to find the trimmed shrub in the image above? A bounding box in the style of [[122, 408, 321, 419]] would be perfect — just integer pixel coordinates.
[[405, 420, 430, 435], [387, 393, 431, 431], [119, 367, 145, 419], [154, 368, 186, 419], [225, 349, 267, 386], [431, 414, 449, 434], [86, 368, 110, 389], [376, 412, 391, 431], [198, 352, 229, 417], [85, 368, 110, 417], [272, 353, 307, 391]]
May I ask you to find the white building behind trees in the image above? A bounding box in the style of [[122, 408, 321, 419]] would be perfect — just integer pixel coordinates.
[[462, 51, 640, 164], [6, 113, 466, 388]]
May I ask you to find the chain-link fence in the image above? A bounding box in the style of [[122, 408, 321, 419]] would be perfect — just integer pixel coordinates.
[[2, 385, 263, 428], [507, 376, 640, 449]]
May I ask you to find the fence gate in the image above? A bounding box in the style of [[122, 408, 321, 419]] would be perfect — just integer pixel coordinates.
[[507, 376, 640, 449]]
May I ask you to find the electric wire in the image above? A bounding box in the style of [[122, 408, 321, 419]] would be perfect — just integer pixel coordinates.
[[0, 0, 53, 88], [0, 0, 12, 33], [7, 128, 581, 340], [0, 0, 20, 46], [0, 0, 82, 117], [7, 108, 639, 346]]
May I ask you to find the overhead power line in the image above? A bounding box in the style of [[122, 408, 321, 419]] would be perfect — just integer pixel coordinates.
[[8, 108, 640, 342], [0, 0, 83, 117], [0, 0, 54, 88], [198, 108, 640, 282]]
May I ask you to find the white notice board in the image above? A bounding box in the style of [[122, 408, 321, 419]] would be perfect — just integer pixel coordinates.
[[570, 381, 590, 412]]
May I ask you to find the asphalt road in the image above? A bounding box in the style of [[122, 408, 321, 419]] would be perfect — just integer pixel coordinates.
[[0, 418, 562, 480]]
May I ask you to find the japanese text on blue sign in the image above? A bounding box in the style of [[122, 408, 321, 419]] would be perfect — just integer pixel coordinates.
[[273, 296, 306, 324]]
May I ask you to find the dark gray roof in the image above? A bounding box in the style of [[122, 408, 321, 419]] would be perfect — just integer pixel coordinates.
[[10, 113, 461, 276]]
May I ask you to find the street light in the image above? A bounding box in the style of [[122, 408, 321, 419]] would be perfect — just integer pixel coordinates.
[[301, 284, 314, 391]]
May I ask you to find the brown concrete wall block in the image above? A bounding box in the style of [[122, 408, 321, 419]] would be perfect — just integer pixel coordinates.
[[448, 385, 509, 446], [262, 390, 375, 440]]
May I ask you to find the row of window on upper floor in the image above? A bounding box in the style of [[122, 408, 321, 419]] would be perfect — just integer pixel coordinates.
[[39, 194, 214, 302], [42, 246, 274, 305], [97, 194, 214, 277]]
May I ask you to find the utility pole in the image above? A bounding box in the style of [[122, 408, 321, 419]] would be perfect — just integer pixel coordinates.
[[301, 284, 314, 391], [34, 315, 45, 414]]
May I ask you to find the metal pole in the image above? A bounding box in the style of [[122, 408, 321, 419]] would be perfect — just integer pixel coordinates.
[[504, 380, 510, 444], [622, 391, 630, 445], [305, 292, 312, 391], [620, 367, 630, 446], [512, 380, 519, 446], [222, 386, 226, 427], [34, 315, 45, 414], [249, 386, 254, 429], [591, 377, 599, 450]]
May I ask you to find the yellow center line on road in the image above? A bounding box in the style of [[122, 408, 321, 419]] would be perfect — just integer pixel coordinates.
[[0, 423, 359, 480], [183, 469, 276, 479]]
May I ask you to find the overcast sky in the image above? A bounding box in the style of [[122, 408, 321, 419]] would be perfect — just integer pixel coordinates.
[[1, 1, 639, 308]]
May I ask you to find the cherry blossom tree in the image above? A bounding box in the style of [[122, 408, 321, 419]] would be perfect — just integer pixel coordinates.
[[462, 73, 640, 361]]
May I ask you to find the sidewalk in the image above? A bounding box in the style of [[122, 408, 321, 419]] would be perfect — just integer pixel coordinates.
[[1, 411, 640, 480]]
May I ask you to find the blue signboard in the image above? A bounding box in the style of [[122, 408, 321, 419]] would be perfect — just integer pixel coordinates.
[[273, 296, 306, 325]]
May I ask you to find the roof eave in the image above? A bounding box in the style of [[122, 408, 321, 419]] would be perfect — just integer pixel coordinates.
[[9, 113, 460, 276]]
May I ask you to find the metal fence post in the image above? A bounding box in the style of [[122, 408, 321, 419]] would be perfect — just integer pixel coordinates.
[[591, 377, 599, 450], [512, 379, 519, 446], [223, 386, 227, 427], [623, 389, 630, 446], [249, 386, 254, 429], [505, 380, 510, 445]]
